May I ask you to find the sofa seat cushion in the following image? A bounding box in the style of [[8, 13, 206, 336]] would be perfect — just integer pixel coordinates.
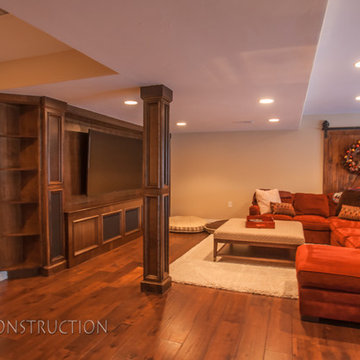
[[294, 193, 330, 217], [331, 227, 348, 246], [332, 227, 360, 246], [329, 217, 360, 231], [345, 236, 360, 249], [272, 214, 293, 221], [296, 244, 360, 294], [293, 215, 329, 231]]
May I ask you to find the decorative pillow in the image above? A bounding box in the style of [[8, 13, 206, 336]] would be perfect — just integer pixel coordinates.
[[169, 216, 207, 233], [252, 190, 293, 205], [332, 192, 343, 204], [336, 190, 360, 215], [293, 193, 329, 217], [338, 205, 360, 221], [255, 189, 281, 214], [270, 202, 295, 217]]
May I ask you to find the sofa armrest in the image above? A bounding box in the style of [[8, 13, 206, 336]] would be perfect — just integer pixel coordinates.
[[249, 205, 260, 215]]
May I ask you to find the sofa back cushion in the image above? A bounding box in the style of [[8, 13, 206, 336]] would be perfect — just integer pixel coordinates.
[[294, 193, 329, 217], [279, 191, 293, 204], [252, 190, 293, 205], [336, 189, 360, 215], [327, 193, 338, 217]]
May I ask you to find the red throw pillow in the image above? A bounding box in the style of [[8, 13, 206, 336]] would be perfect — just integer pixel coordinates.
[[293, 193, 329, 217]]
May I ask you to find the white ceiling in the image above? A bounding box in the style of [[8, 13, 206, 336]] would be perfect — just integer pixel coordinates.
[[0, 0, 334, 132], [304, 0, 360, 115]]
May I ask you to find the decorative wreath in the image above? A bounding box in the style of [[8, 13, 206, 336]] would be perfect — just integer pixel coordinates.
[[344, 140, 360, 173]]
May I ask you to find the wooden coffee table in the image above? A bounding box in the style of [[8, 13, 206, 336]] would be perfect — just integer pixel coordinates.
[[213, 218, 305, 264]]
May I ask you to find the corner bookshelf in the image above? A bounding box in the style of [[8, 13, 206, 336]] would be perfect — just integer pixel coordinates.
[[0, 103, 41, 277]]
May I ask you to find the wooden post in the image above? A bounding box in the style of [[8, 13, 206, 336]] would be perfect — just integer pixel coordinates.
[[140, 85, 173, 294]]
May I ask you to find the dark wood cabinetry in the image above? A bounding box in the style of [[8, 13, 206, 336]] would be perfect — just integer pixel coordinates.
[[0, 94, 143, 278], [0, 103, 41, 277], [66, 199, 142, 267]]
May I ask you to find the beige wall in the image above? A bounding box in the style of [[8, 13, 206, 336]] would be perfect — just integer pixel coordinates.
[[170, 115, 359, 219]]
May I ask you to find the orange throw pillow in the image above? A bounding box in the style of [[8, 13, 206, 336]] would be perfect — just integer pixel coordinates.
[[270, 202, 295, 216], [336, 190, 360, 215], [338, 205, 360, 221], [293, 193, 329, 217]]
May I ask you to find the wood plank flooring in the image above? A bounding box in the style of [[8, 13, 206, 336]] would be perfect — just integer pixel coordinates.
[[0, 232, 360, 360]]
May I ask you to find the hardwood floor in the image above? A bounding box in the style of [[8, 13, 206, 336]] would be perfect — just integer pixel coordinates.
[[0, 232, 360, 360]]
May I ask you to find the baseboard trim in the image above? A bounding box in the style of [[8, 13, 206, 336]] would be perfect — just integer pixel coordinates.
[[41, 260, 67, 276]]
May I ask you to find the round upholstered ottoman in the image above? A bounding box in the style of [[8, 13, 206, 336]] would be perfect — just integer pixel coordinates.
[[204, 220, 228, 234], [169, 216, 207, 233]]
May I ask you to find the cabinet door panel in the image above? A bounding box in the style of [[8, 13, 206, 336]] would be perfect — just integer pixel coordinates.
[[49, 190, 64, 262], [47, 113, 62, 183]]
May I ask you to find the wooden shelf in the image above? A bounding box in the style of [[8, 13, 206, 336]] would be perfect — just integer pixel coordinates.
[[2, 262, 40, 271], [3, 232, 39, 237], [0, 167, 37, 172], [2, 262, 41, 279], [3, 200, 38, 205], [0, 134, 37, 139], [0, 102, 42, 276]]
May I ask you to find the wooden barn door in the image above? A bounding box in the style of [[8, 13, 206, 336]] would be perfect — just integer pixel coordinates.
[[323, 129, 360, 193]]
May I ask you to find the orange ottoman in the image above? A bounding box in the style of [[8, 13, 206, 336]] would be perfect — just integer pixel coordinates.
[[296, 244, 360, 323]]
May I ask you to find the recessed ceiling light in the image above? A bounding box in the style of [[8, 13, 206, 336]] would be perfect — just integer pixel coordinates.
[[356, 96, 360, 101], [259, 98, 274, 104], [354, 61, 360, 68], [268, 118, 280, 123], [176, 122, 187, 126], [124, 100, 138, 105]]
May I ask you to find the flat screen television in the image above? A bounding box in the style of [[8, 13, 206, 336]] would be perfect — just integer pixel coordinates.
[[87, 130, 142, 195]]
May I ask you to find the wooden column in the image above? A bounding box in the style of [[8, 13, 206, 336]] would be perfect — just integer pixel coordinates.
[[41, 97, 67, 275], [140, 85, 172, 294]]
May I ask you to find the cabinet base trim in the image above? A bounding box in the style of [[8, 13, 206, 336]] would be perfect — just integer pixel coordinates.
[[41, 260, 67, 276]]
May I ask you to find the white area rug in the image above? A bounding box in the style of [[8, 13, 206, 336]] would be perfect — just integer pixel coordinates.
[[170, 235, 298, 299]]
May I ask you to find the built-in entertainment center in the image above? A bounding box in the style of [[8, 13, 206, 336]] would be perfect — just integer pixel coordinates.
[[0, 94, 143, 278]]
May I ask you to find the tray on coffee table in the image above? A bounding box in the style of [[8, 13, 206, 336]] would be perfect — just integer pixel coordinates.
[[246, 215, 275, 229]]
